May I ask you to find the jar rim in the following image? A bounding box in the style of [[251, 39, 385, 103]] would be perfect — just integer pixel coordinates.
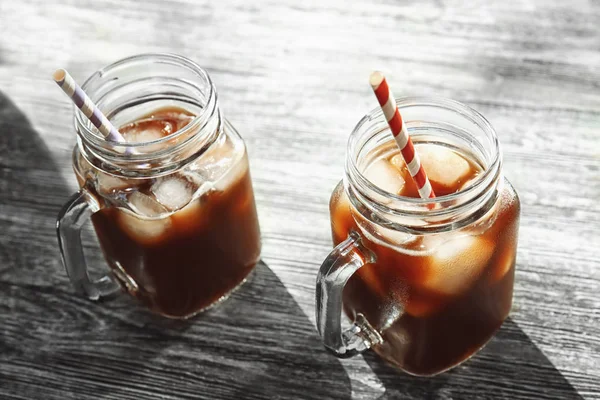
[[346, 96, 501, 207], [344, 96, 503, 232], [74, 53, 217, 151]]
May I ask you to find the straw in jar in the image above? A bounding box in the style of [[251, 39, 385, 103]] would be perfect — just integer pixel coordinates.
[[369, 71, 435, 200], [53, 68, 132, 153]]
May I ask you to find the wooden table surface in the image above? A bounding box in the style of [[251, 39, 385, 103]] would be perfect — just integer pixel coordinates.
[[0, 1, 598, 399]]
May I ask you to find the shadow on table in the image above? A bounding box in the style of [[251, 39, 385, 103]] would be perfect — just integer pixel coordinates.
[[32, 262, 352, 400], [0, 92, 351, 400], [363, 317, 583, 400], [0, 90, 105, 298], [0, 91, 72, 280]]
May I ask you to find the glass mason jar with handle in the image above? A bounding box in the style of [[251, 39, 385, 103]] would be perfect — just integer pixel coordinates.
[[57, 54, 261, 319], [316, 97, 520, 376]]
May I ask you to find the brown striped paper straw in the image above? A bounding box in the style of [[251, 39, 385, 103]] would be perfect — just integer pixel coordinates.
[[53, 69, 132, 153]]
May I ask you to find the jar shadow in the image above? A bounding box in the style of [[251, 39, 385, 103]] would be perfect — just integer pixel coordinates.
[[362, 317, 584, 399], [18, 261, 353, 399]]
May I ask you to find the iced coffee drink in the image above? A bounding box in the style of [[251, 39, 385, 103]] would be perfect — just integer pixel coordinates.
[[330, 141, 519, 375], [74, 107, 261, 318], [316, 97, 520, 376]]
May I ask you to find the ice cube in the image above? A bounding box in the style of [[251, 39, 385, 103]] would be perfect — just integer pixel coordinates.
[[179, 168, 207, 187], [490, 245, 515, 283], [164, 172, 216, 235], [97, 171, 135, 194], [117, 191, 172, 245], [363, 159, 405, 195], [119, 118, 175, 153], [421, 234, 494, 295], [121, 118, 173, 143], [460, 174, 480, 191], [158, 111, 195, 131], [389, 154, 420, 198], [214, 158, 246, 192], [151, 175, 196, 211], [192, 138, 240, 191], [128, 191, 167, 217], [417, 145, 471, 191], [359, 217, 414, 249]]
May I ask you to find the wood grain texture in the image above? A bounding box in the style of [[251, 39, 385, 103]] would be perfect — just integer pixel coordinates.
[[0, 0, 598, 399]]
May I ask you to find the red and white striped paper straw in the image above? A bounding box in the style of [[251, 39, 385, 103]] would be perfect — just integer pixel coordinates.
[[53, 69, 130, 149], [369, 71, 435, 200]]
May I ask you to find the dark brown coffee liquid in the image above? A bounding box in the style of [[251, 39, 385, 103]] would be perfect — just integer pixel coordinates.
[[331, 144, 519, 375], [86, 107, 261, 318]]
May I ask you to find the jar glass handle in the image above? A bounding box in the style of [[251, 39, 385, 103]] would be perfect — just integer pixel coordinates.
[[316, 231, 383, 358], [56, 190, 121, 300]]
